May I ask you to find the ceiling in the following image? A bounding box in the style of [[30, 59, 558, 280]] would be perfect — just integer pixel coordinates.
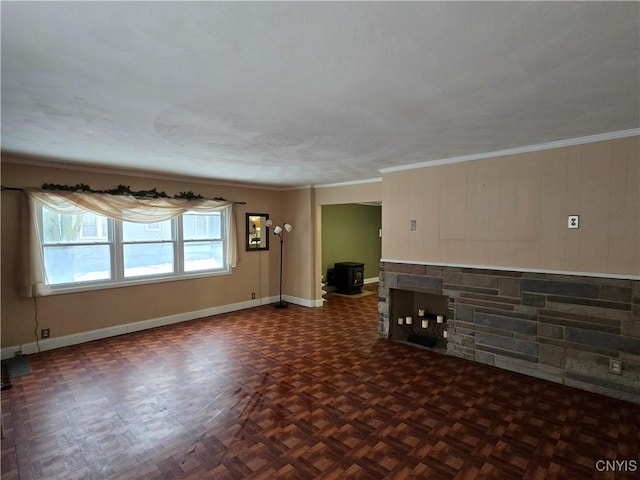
[[2, 2, 639, 188]]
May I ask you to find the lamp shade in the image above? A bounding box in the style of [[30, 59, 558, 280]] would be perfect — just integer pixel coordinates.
[[265, 219, 273, 228], [273, 225, 283, 235], [284, 223, 292, 232]]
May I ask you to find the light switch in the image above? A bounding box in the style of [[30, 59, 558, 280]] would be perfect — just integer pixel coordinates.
[[409, 220, 417, 231]]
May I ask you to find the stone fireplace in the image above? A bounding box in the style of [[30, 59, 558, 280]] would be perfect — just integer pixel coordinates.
[[378, 261, 640, 404]]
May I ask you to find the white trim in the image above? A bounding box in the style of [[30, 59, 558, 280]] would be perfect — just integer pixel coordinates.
[[280, 184, 313, 191], [283, 294, 324, 308], [364, 276, 379, 285], [252, 294, 320, 308], [315, 178, 382, 188], [380, 258, 640, 280], [0, 294, 319, 360], [379, 129, 640, 175]]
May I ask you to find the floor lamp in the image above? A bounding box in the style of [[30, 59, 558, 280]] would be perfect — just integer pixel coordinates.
[[265, 219, 292, 308]]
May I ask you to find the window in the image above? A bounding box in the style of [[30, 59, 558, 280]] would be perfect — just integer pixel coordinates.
[[122, 218, 175, 278], [183, 212, 224, 272], [38, 205, 229, 290], [42, 209, 112, 284]]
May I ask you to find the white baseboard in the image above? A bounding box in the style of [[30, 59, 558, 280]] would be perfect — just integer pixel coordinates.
[[0, 294, 318, 360], [282, 294, 324, 308], [364, 277, 379, 285]]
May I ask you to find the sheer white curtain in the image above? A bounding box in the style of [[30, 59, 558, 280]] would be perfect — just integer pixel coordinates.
[[22, 188, 238, 297]]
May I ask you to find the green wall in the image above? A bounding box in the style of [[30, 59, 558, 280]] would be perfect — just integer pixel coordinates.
[[321, 204, 382, 282]]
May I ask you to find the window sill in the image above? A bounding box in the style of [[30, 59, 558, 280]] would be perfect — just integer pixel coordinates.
[[43, 268, 231, 296]]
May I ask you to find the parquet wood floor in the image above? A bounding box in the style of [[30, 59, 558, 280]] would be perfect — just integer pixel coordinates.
[[2, 286, 639, 479]]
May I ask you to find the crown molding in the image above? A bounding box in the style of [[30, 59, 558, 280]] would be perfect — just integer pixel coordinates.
[[281, 184, 313, 191], [315, 177, 382, 188], [379, 129, 640, 175]]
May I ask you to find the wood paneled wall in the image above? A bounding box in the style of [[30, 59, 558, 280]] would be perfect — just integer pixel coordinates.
[[382, 136, 639, 277]]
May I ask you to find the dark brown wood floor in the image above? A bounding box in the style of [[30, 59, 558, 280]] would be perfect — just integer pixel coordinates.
[[2, 286, 639, 479]]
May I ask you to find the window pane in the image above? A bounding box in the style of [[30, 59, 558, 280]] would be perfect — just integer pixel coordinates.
[[44, 245, 111, 284], [123, 220, 173, 242], [183, 212, 221, 240], [123, 243, 174, 277], [184, 241, 223, 272], [42, 209, 108, 243]]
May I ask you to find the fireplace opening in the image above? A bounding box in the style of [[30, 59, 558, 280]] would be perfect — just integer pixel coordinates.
[[390, 289, 450, 350]]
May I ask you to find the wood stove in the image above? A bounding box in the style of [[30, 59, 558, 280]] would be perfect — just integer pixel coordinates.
[[334, 262, 364, 294]]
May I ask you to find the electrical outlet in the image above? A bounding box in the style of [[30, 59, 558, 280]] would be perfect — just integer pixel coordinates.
[[251, 292, 256, 299], [41, 328, 50, 339], [609, 359, 622, 375], [568, 215, 579, 229]]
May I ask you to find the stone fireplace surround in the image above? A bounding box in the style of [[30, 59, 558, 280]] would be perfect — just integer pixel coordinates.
[[378, 262, 640, 404]]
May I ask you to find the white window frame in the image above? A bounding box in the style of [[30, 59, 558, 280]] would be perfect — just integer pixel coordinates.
[[37, 205, 230, 294], [182, 211, 225, 274]]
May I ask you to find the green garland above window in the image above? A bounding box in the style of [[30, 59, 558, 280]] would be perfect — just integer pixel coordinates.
[[41, 183, 226, 201]]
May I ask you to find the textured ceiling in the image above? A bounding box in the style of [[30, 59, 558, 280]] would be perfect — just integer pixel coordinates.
[[2, 2, 639, 188]]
